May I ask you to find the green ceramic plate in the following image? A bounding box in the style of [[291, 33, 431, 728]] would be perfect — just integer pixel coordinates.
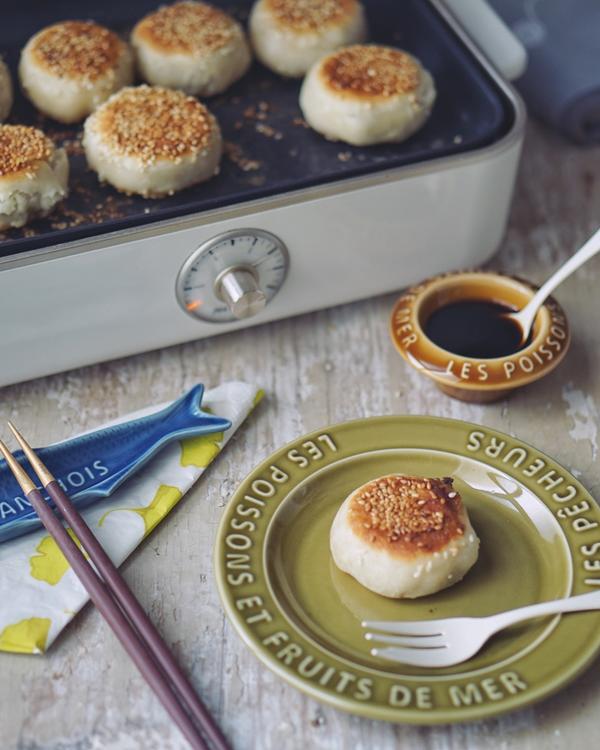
[[214, 416, 600, 723]]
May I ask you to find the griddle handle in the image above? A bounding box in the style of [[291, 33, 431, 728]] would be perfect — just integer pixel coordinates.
[[442, 0, 527, 81]]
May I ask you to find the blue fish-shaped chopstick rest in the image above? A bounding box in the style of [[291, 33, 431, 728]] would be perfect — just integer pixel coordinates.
[[0, 384, 231, 544]]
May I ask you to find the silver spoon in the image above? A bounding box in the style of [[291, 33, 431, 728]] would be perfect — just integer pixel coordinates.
[[506, 226, 600, 343]]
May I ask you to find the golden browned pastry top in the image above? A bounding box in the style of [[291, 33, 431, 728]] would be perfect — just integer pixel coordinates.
[[320, 45, 421, 99], [133, 1, 240, 54], [348, 475, 466, 557], [29, 21, 124, 81], [0, 125, 53, 179], [91, 86, 215, 163], [264, 0, 357, 32]]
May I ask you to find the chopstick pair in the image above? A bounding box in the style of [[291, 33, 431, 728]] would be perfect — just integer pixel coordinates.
[[0, 423, 229, 750]]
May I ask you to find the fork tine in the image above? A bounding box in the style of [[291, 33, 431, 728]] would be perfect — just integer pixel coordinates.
[[370, 645, 452, 668], [361, 619, 444, 636], [364, 632, 447, 648]]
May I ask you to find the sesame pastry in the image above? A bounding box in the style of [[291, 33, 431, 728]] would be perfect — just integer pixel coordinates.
[[249, 0, 367, 78], [300, 44, 436, 146], [19, 21, 134, 124], [132, 1, 252, 96], [0, 124, 69, 230], [82, 85, 222, 198], [330, 475, 479, 598]]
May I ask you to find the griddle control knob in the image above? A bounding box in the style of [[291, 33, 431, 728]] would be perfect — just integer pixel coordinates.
[[214, 266, 266, 320], [176, 229, 288, 323]]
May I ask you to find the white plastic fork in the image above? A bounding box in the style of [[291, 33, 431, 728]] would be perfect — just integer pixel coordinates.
[[362, 590, 600, 668]]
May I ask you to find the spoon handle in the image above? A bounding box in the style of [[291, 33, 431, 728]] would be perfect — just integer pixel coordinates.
[[523, 226, 600, 321]]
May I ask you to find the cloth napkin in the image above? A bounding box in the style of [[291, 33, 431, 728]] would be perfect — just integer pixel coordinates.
[[490, 0, 600, 144], [0, 381, 261, 655]]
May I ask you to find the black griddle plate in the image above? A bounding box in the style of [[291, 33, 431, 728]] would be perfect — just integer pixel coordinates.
[[0, 0, 513, 257]]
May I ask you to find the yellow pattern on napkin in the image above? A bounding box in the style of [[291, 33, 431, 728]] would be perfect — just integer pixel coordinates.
[[0, 617, 51, 654], [30, 529, 80, 585], [99, 484, 183, 536], [180, 433, 224, 468]]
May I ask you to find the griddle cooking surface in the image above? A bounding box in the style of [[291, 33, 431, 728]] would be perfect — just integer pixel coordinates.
[[0, 0, 512, 257]]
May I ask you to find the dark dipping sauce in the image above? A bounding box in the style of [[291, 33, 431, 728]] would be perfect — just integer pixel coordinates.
[[424, 300, 530, 359]]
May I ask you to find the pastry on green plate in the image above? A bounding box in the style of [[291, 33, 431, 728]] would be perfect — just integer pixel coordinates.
[[330, 474, 480, 598]]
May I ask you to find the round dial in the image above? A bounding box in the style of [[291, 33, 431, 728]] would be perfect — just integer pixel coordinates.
[[176, 229, 289, 323]]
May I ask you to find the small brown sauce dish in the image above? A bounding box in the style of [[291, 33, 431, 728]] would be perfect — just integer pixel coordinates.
[[390, 271, 570, 402]]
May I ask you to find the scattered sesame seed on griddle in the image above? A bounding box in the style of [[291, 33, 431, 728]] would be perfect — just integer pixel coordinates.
[[243, 102, 271, 121], [322, 45, 421, 98], [92, 86, 215, 163], [224, 141, 261, 172], [30, 21, 124, 81], [0, 125, 53, 178], [134, 1, 239, 54], [349, 475, 464, 547], [255, 122, 282, 140], [265, 0, 356, 32]]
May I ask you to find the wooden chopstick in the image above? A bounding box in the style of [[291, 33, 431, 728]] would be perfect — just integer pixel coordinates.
[[6, 421, 229, 750], [0, 430, 229, 750]]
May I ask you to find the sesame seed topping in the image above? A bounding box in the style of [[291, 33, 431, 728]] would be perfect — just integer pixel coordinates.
[[30, 21, 124, 81], [349, 475, 465, 553], [322, 45, 421, 98], [134, 1, 240, 54], [265, 0, 357, 31], [91, 86, 215, 163], [0, 125, 53, 178]]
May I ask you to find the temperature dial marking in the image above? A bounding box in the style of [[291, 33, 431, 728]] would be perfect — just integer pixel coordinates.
[[176, 229, 289, 323]]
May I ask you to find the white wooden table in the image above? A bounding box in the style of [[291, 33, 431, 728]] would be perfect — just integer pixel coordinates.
[[1, 120, 599, 750]]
